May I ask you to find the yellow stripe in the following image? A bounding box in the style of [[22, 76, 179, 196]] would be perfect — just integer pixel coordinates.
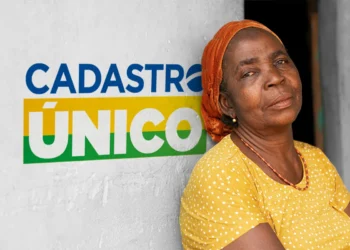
[[23, 96, 203, 136]]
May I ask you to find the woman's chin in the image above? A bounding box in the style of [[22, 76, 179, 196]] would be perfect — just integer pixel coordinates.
[[266, 110, 299, 127]]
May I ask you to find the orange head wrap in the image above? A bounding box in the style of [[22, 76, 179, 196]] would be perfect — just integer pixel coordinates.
[[201, 19, 283, 143]]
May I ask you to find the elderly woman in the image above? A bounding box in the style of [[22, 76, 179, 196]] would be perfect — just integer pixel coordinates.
[[179, 20, 350, 250]]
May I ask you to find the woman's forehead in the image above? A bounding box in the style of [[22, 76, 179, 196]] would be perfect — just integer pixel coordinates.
[[224, 28, 285, 63]]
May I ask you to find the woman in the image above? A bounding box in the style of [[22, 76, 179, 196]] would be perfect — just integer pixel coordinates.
[[179, 20, 350, 250]]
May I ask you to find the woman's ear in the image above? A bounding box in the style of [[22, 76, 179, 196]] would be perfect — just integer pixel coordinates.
[[218, 92, 236, 118]]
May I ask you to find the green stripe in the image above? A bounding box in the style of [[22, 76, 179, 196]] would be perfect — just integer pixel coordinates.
[[23, 130, 207, 164]]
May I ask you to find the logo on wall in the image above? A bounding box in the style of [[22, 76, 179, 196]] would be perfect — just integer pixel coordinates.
[[23, 63, 205, 164]]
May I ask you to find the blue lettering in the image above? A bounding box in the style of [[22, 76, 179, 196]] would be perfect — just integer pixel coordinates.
[[25, 63, 50, 94], [186, 64, 202, 92], [26, 63, 202, 95], [79, 64, 101, 93], [51, 64, 76, 94], [126, 64, 144, 93], [145, 64, 164, 92], [165, 64, 184, 92], [101, 64, 125, 93]]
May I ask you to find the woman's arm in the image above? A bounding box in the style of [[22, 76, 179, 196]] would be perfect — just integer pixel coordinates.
[[223, 223, 285, 250]]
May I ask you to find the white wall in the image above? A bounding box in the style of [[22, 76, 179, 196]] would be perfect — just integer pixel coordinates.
[[319, 0, 350, 189], [0, 1, 243, 249]]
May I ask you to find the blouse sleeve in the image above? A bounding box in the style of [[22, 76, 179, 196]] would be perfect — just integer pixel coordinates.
[[179, 157, 268, 250], [330, 166, 350, 211], [318, 149, 350, 212]]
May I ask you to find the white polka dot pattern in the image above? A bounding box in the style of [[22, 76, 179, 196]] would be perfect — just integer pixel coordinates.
[[179, 135, 350, 250]]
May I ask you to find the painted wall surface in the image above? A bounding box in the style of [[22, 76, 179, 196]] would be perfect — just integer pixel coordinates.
[[319, 0, 350, 189], [0, 1, 243, 249]]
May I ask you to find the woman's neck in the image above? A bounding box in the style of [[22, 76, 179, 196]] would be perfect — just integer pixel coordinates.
[[232, 124, 296, 163]]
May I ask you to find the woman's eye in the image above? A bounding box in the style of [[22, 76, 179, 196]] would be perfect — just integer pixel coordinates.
[[242, 71, 255, 78], [276, 59, 288, 65]]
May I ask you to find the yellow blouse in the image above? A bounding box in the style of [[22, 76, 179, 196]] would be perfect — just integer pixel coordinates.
[[180, 135, 350, 250]]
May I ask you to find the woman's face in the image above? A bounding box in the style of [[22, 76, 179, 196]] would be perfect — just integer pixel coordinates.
[[219, 27, 302, 130]]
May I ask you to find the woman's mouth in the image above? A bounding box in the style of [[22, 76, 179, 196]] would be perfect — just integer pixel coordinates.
[[268, 95, 293, 109]]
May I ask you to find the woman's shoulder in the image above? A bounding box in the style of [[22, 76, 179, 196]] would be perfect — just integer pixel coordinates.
[[194, 135, 241, 170], [184, 135, 253, 191], [293, 140, 334, 169], [294, 140, 325, 156], [294, 140, 318, 150]]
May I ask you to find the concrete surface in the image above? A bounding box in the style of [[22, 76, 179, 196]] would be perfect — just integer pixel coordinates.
[[0, 0, 243, 249], [319, 0, 350, 189]]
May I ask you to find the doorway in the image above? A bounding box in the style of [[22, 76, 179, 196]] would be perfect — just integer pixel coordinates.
[[244, 0, 321, 148]]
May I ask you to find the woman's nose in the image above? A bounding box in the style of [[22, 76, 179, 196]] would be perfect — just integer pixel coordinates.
[[264, 66, 285, 89]]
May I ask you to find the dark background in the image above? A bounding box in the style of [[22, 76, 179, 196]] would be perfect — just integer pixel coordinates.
[[245, 0, 315, 146]]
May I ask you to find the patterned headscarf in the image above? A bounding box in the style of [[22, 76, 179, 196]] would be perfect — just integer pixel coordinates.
[[201, 19, 283, 142]]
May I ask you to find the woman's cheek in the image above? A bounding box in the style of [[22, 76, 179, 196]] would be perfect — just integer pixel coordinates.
[[238, 89, 260, 111]]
